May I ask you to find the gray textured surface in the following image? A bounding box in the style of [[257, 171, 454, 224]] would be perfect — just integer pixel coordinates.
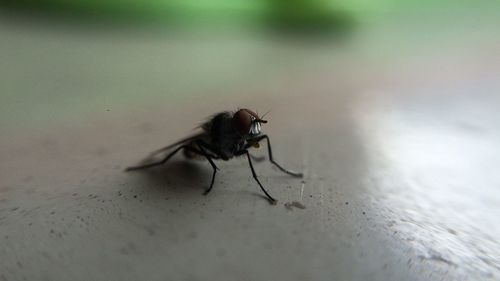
[[1, 15, 500, 281]]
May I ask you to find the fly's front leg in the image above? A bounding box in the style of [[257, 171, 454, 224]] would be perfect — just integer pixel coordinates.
[[245, 150, 276, 203], [259, 135, 303, 177]]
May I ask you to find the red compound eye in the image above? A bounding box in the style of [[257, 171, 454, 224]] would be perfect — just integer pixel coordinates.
[[244, 109, 259, 119], [233, 109, 252, 135]]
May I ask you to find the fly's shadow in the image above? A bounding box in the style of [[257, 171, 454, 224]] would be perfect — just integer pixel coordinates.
[[128, 158, 211, 194]]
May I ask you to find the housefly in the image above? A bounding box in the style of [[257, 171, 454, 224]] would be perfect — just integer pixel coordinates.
[[126, 108, 303, 203]]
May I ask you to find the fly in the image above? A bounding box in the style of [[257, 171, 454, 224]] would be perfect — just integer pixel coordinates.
[[126, 108, 303, 203]]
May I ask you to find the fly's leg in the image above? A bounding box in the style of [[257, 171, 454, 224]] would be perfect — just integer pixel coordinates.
[[245, 150, 276, 203], [262, 135, 303, 177], [196, 141, 219, 195], [126, 145, 218, 194]]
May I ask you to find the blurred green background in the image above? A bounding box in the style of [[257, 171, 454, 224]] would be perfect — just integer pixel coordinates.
[[2, 0, 499, 36], [4, 0, 497, 31]]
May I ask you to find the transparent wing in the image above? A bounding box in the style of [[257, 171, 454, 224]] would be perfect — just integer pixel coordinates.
[[149, 133, 205, 156], [132, 132, 206, 165]]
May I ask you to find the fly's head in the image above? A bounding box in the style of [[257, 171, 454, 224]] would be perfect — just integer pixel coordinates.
[[233, 108, 267, 147]]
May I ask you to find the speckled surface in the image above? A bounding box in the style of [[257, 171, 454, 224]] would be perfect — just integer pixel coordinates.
[[1, 15, 500, 281]]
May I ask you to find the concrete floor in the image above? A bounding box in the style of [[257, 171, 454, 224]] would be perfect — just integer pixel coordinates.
[[1, 14, 500, 281]]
